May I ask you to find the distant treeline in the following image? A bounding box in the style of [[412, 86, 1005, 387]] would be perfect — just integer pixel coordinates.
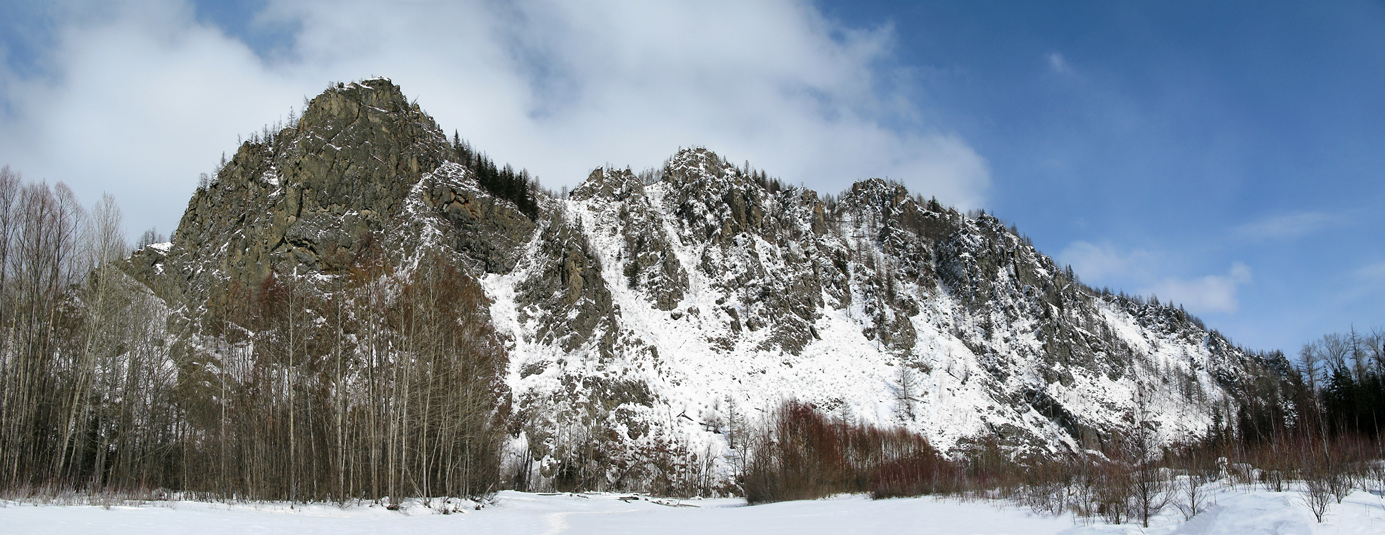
[[451, 132, 539, 220]]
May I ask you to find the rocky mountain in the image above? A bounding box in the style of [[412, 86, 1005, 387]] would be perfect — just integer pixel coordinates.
[[129, 78, 532, 299], [128, 78, 1287, 493]]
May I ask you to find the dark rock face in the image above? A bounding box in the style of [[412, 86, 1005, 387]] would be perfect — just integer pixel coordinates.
[[570, 168, 688, 311], [516, 206, 619, 355], [116, 78, 541, 499], [138, 79, 438, 291], [659, 149, 840, 354], [420, 163, 536, 273], [130, 78, 533, 302]]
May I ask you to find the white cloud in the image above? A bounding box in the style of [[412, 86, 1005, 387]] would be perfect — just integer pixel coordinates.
[[1045, 52, 1070, 74], [1358, 261, 1385, 280], [1142, 262, 1252, 314], [1056, 240, 1153, 284], [0, 0, 990, 240], [1231, 210, 1351, 242], [1060, 240, 1252, 315]]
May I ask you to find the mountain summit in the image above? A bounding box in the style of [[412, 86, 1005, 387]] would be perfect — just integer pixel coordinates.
[[131, 78, 533, 295]]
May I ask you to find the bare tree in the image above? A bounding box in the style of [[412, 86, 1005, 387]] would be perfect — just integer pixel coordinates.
[[0, 167, 509, 503], [1127, 384, 1171, 528], [54, 193, 124, 481], [134, 228, 164, 250], [1301, 456, 1335, 523], [1174, 455, 1213, 520], [895, 361, 919, 422]]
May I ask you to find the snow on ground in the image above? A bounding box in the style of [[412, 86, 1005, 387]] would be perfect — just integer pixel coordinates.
[[1067, 487, 1385, 535], [0, 492, 1067, 535], [4, 487, 1383, 535]]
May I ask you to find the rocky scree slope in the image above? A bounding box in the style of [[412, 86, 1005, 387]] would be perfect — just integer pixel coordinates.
[[126, 79, 1287, 495]]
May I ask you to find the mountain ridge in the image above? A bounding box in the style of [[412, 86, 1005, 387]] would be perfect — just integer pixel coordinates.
[[127, 78, 1290, 493]]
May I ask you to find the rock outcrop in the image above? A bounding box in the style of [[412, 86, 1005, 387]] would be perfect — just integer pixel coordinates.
[[129, 78, 534, 301]]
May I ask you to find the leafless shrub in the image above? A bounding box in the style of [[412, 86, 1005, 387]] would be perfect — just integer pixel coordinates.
[[1174, 471, 1211, 520], [1168, 448, 1220, 520], [743, 400, 945, 504], [1327, 468, 1353, 504], [1067, 461, 1102, 525], [1125, 385, 1172, 528], [1014, 459, 1074, 515], [1129, 462, 1171, 527], [1367, 459, 1385, 496], [1226, 461, 1256, 489], [869, 452, 964, 499], [1301, 464, 1334, 523], [1094, 461, 1133, 525]]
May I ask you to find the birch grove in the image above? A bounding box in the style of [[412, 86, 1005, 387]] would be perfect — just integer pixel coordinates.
[[0, 166, 508, 502]]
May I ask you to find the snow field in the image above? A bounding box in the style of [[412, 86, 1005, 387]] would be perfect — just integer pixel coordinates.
[[5, 485, 1383, 535]]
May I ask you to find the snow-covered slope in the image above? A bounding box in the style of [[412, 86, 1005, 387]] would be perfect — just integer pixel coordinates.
[[486, 148, 1283, 491]]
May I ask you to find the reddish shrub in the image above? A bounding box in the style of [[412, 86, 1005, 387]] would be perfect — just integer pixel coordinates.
[[743, 401, 951, 504]]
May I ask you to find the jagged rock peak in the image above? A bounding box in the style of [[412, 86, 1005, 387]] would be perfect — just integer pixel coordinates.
[[570, 166, 647, 202], [572, 148, 763, 205], [140, 77, 469, 296], [303, 76, 409, 119], [662, 147, 772, 193], [288, 77, 452, 195], [846, 177, 918, 209], [667, 146, 726, 171]]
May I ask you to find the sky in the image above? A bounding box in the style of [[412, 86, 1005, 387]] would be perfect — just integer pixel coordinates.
[[0, 0, 1380, 355]]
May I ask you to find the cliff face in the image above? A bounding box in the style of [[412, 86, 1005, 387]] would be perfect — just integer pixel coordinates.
[[129, 78, 534, 301], [130, 79, 1286, 494], [495, 148, 1282, 492]]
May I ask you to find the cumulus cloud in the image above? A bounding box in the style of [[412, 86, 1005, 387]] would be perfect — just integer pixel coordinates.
[[1056, 240, 1153, 284], [1045, 52, 1070, 74], [1142, 262, 1252, 314], [1358, 261, 1385, 280], [1231, 210, 1352, 242], [0, 0, 990, 239], [1059, 240, 1252, 315]]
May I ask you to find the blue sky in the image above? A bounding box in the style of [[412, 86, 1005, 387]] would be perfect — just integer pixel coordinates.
[[823, 1, 1385, 356], [0, 0, 1380, 354]]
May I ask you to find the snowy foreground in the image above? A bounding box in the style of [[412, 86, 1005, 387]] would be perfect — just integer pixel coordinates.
[[3, 487, 1383, 535]]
